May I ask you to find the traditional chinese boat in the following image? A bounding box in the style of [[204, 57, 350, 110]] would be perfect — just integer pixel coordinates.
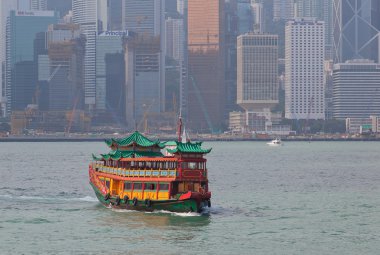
[[89, 126, 212, 213]]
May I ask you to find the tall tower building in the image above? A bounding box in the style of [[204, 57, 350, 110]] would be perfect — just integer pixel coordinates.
[[165, 18, 184, 62], [122, 0, 164, 36], [333, 59, 380, 119], [72, 0, 97, 109], [273, 0, 294, 21], [31, 0, 47, 10], [237, 33, 279, 112], [122, 0, 165, 125], [333, 0, 380, 63], [251, 3, 265, 33], [294, 0, 333, 59], [285, 18, 325, 120], [6, 10, 59, 113], [187, 0, 225, 132], [0, 1, 18, 116]]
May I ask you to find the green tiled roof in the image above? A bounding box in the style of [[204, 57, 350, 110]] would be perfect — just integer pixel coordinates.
[[105, 131, 162, 148], [93, 150, 164, 161], [167, 141, 211, 154]]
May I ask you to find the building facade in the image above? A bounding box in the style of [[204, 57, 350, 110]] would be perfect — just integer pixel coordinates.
[[333, 59, 380, 119], [72, 0, 97, 108], [187, 0, 225, 132], [96, 31, 125, 113], [273, 0, 294, 21], [237, 33, 279, 111], [333, 0, 380, 63], [165, 18, 184, 62], [285, 18, 325, 120], [6, 10, 59, 113], [124, 35, 163, 128]]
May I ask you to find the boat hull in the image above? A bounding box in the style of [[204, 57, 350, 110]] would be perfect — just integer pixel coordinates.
[[90, 182, 209, 213]]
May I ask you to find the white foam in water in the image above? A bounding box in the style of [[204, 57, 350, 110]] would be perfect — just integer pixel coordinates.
[[75, 196, 98, 202]]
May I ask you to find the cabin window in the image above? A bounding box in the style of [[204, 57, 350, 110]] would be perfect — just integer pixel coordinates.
[[133, 183, 142, 190], [188, 162, 197, 169], [124, 182, 132, 191], [146, 162, 151, 168], [146, 183, 156, 191], [159, 183, 169, 191]]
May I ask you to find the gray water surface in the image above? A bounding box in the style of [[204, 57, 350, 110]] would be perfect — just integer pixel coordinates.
[[0, 141, 379, 254]]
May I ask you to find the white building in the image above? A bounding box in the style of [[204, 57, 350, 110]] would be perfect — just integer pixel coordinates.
[[165, 18, 184, 62], [72, 0, 97, 109], [251, 3, 265, 33], [0, 1, 18, 116], [285, 18, 325, 120]]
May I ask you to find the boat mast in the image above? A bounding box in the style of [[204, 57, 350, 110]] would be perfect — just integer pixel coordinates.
[[177, 111, 183, 142]]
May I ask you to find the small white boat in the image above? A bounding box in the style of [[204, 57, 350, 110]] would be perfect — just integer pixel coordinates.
[[267, 137, 282, 146]]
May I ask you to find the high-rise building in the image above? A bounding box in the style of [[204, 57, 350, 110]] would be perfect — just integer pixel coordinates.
[[108, 0, 122, 30], [285, 18, 325, 120], [122, 0, 164, 36], [251, 3, 265, 33], [6, 10, 59, 113], [177, 0, 185, 15], [237, 0, 252, 35], [237, 33, 279, 112], [42, 24, 85, 111], [31, 0, 47, 10], [124, 35, 163, 128], [187, 0, 225, 132], [122, 0, 165, 125], [333, 59, 380, 119], [294, 0, 334, 59], [0, 1, 18, 116], [47, 0, 72, 17], [96, 31, 125, 113], [165, 18, 184, 62], [273, 0, 294, 21], [333, 0, 380, 63], [224, 0, 238, 115], [72, 0, 97, 109]]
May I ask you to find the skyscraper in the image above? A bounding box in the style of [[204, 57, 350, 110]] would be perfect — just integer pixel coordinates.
[[31, 0, 47, 10], [285, 18, 325, 120], [124, 35, 163, 128], [273, 0, 294, 21], [0, 0, 18, 116], [6, 10, 59, 113], [72, 0, 97, 109], [294, 0, 334, 59], [187, 0, 225, 132], [237, 33, 279, 112], [333, 59, 380, 119], [165, 18, 184, 62], [122, 0, 164, 36], [333, 0, 380, 63]]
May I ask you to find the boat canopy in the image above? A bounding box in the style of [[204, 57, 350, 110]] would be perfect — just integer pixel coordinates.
[[166, 141, 211, 154], [105, 131, 164, 149]]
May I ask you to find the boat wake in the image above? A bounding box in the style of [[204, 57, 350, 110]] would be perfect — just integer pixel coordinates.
[[0, 194, 98, 203]]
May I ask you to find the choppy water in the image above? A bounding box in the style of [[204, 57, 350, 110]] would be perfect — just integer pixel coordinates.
[[1, 141, 380, 254]]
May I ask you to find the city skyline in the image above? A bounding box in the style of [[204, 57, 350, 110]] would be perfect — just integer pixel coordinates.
[[0, 0, 379, 135]]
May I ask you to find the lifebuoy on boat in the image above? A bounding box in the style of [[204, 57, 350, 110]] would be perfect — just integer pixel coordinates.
[[133, 197, 138, 206], [123, 195, 129, 204], [104, 193, 110, 201], [145, 199, 152, 207], [115, 196, 121, 205]]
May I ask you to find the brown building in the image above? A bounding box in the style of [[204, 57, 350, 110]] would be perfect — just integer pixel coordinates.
[[187, 0, 225, 132]]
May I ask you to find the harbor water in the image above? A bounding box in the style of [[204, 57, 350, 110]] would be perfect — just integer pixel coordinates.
[[1, 141, 379, 254]]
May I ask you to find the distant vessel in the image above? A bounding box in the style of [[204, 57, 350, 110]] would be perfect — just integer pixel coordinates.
[[267, 137, 282, 146], [89, 121, 212, 213]]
